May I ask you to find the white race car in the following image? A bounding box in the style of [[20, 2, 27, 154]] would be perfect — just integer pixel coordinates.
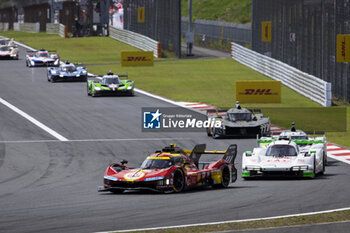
[[242, 124, 326, 179], [26, 49, 60, 67], [0, 45, 19, 59]]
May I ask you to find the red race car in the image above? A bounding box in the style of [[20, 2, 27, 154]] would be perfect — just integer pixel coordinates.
[[98, 144, 237, 194]]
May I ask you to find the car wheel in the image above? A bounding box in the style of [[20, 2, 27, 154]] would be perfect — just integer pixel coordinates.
[[26, 61, 28, 67], [320, 154, 326, 175], [312, 156, 316, 178], [172, 169, 185, 193], [215, 165, 230, 188], [207, 124, 212, 136]]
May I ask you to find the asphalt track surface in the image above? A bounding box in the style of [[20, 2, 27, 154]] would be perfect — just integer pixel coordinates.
[[0, 45, 349, 233]]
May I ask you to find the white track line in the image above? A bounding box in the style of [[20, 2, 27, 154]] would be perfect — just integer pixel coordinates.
[[96, 206, 350, 233], [0, 137, 191, 144], [0, 98, 69, 141]]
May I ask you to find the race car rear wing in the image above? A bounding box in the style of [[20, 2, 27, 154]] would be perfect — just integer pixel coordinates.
[[186, 144, 237, 167], [207, 109, 262, 118]]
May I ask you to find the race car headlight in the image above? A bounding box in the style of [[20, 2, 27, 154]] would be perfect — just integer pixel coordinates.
[[144, 176, 164, 181], [291, 166, 308, 171], [104, 175, 118, 181], [51, 70, 56, 75], [165, 178, 170, 185], [60, 74, 64, 77], [127, 85, 133, 90], [31, 60, 35, 65], [76, 74, 80, 77], [246, 165, 261, 171], [94, 87, 101, 91], [82, 70, 87, 74]]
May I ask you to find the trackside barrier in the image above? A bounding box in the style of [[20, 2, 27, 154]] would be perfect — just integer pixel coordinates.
[[46, 23, 66, 38], [231, 42, 332, 107], [46, 23, 59, 34], [0, 23, 9, 31], [58, 24, 67, 38], [109, 26, 161, 58], [13, 22, 40, 33]]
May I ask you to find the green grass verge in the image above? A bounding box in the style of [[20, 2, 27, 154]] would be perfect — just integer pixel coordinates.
[[116, 209, 350, 233], [182, 0, 251, 24], [1, 31, 349, 147], [0, 31, 140, 64]]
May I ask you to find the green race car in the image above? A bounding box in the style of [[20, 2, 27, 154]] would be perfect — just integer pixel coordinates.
[[87, 71, 134, 97]]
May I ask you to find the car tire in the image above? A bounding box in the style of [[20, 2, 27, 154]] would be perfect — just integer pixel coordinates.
[[312, 156, 316, 178], [320, 154, 326, 175], [172, 169, 185, 193], [214, 165, 230, 188]]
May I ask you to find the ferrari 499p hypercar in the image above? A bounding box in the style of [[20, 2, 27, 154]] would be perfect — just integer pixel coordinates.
[[98, 143, 238, 193]]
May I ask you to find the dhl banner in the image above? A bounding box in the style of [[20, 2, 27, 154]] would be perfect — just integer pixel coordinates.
[[261, 21, 272, 42], [337, 34, 350, 63], [236, 81, 281, 103], [138, 7, 145, 23], [121, 51, 154, 66]]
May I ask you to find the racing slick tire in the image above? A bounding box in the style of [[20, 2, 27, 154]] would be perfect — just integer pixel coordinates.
[[206, 127, 212, 137], [214, 165, 230, 188], [172, 169, 185, 193], [312, 156, 316, 178], [320, 154, 326, 175]]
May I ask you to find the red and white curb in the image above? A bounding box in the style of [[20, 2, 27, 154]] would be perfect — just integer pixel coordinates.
[[178, 101, 350, 166], [327, 144, 350, 165]]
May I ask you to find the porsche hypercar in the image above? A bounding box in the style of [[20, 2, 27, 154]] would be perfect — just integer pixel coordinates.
[[98, 143, 238, 193], [47, 61, 88, 82], [242, 124, 326, 179], [0, 45, 18, 60], [87, 71, 134, 96], [26, 49, 60, 67], [207, 102, 270, 138]]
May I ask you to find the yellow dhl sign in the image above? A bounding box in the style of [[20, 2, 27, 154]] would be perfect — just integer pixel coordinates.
[[121, 51, 154, 66], [138, 7, 145, 23], [261, 21, 272, 42], [337, 34, 350, 63], [236, 81, 281, 103]]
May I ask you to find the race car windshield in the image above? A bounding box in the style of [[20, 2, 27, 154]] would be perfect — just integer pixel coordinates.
[[266, 145, 297, 157], [102, 78, 120, 85], [38, 52, 49, 58], [0, 46, 10, 51], [62, 66, 76, 72], [291, 135, 308, 140], [227, 113, 251, 122], [140, 159, 173, 169]]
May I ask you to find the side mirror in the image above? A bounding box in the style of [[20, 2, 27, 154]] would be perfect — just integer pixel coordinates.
[[252, 117, 257, 121], [245, 151, 252, 156], [120, 159, 128, 165]]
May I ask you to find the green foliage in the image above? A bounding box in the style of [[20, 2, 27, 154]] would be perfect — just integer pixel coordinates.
[[182, 0, 251, 24]]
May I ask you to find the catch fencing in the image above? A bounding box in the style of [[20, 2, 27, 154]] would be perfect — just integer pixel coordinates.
[[231, 42, 332, 107], [252, 0, 350, 103], [109, 26, 161, 58], [182, 17, 251, 46], [123, 0, 181, 57]]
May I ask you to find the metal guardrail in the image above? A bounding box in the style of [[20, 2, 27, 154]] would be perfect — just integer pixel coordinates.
[[46, 23, 66, 38], [109, 26, 161, 58], [0, 22, 9, 31], [13, 22, 40, 33], [46, 23, 59, 34], [58, 24, 66, 38], [182, 17, 251, 45], [231, 42, 332, 107]]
